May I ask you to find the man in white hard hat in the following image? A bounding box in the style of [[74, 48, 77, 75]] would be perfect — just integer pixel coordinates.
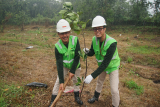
[[49, 19, 83, 106], [83, 15, 120, 107]]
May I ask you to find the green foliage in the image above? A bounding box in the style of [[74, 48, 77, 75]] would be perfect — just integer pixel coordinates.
[[75, 77, 84, 86], [59, 2, 90, 35], [14, 11, 29, 25], [126, 80, 144, 95], [0, 0, 159, 26]]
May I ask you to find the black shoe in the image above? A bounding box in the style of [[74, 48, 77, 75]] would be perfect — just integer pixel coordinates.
[[88, 91, 100, 103], [49, 95, 57, 107], [74, 91, 83, 105]]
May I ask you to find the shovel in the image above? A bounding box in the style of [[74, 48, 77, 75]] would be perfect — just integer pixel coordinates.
[[51, 76, 70, 107]]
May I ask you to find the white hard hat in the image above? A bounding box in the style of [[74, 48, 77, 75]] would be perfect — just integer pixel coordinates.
[[56, 19, 71, 33], [92, 15, 107, 28]]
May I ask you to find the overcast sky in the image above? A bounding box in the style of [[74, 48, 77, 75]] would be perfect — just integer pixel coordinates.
[[147, 0, 155, 15]]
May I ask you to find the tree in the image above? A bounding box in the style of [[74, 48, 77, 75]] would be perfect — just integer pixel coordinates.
[[129, 0, 150, 25]]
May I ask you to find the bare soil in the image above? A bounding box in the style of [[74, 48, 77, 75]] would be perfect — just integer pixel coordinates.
[[0, 25, 160, 107]]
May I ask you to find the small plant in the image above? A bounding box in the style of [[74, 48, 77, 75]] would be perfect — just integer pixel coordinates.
[[126, 80, 144, 95], [75, 77, 84, 86], [127, 56, 133, 63], [129, 69, 135, 75]]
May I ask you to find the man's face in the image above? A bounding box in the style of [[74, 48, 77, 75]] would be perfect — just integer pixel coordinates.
[[58, 31, 70, 44], [93, 26, 106, 38]]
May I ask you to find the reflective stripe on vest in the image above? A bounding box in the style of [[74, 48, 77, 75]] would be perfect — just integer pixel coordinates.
[[72, 36, 75, 45], [104, 37, 114, 46], [57, 41, 62, 49], [63, 59, 74, 63], [56, 36, 76, 64]]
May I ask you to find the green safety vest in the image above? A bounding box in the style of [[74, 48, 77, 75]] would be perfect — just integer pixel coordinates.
[[92, 34, 120, 74], [55, 35, 80, 69]]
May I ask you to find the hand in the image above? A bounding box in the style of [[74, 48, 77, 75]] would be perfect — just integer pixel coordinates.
[[69, 72, 74, 80], [84, 75, 93, 84], [59, 83, 64, 92], [83, 48, 89, 54]]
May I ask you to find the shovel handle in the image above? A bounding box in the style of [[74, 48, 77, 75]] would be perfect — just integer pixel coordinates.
[[51, 76, 70, 107]]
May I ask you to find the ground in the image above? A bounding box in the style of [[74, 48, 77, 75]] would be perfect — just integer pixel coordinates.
[[0, 25, 160, 107]]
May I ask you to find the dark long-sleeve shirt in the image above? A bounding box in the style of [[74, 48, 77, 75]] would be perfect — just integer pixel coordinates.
[[55, 39, 80, 83], [87, 42, 117, 79]]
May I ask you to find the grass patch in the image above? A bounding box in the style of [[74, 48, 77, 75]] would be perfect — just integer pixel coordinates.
[[0, 82, 24, 107], [0, 80, 44, 107], [125, 80, 144, 95], [127, 45, 160, 55]]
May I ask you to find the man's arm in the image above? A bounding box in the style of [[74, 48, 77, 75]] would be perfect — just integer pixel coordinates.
[[91, 42, 117, 79], [55, 47, 64, 83], [87, 42, 95, 56], [69, 39, 80, 74]]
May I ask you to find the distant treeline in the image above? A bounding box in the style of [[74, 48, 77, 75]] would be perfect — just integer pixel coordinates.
[[0, 0, 160, 27]]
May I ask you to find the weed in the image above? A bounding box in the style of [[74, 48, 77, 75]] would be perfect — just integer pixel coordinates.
[[129, 69, 135, 75], [126, 37, 129, 41], [127, 56, 133, 63], [126, 80, 144, 95]]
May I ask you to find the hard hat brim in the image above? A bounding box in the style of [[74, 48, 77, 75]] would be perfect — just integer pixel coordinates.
[[57, 28, 71, 33], [92, 23, 107, 28]]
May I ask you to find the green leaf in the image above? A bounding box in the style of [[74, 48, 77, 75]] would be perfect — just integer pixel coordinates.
[[73, 19, 78, 25], [59, 10, 68, 15], [67, 13, 75, 17], [75, 83, 81, 86], [66, 18, 72, 24], [86, 19, 91, 23], [69, 14, 77, 21], [63, 2, 73, 11], [64, 2, 72, 7], [81, 23, 86, 29], [74, 30, 80, 35], [73, 23, 80, 30], [77, 77, 81, 82]]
